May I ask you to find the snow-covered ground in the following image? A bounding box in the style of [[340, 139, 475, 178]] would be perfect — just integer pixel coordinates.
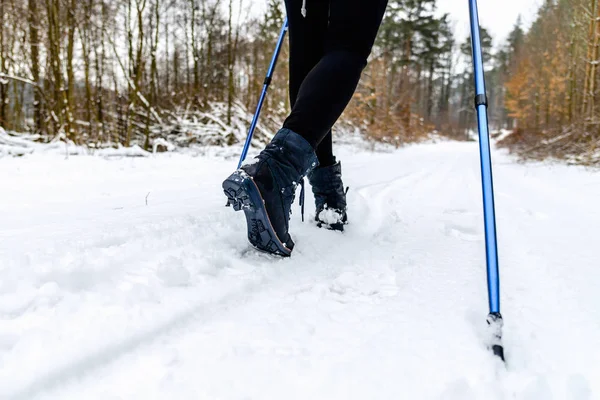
[[1, 141, 599, 399]]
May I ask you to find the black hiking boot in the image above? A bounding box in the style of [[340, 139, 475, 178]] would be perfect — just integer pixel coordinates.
[[222, 128, 318, 256], [307, 160, 348, 232]]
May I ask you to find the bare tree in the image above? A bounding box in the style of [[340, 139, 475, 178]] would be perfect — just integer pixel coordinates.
[[28, 0, 42, 133]]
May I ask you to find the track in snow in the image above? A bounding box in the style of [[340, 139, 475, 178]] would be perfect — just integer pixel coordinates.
[[0, 141, 598, 399]]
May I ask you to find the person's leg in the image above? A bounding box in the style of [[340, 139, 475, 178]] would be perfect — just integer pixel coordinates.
[[223, 0, 388, 255], [283, 0, 388, 149], [315, 135, 335, 167], [285, 0, 335, 167], [286, 0, 327, 107]]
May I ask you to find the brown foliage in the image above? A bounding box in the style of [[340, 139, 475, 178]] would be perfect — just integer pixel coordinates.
[[502, 0, 600, 165]]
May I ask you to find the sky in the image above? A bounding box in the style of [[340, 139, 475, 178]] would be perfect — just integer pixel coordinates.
[[437, 0, 541, 44], [241, 0, 542, 46]]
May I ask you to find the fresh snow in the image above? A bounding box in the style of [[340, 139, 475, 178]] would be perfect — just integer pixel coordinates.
[[0, 141, 599, 399], [317, 207, 345, 225]]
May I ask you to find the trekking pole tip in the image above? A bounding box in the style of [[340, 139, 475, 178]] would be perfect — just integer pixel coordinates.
[[487, 312, 506, 362]]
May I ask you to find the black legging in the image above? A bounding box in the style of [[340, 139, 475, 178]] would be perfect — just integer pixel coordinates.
[[283, 0, 388, 166]]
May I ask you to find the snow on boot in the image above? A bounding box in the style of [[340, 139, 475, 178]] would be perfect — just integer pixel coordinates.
[[223, 128, 318, 256], [307, 160, 348, 231]]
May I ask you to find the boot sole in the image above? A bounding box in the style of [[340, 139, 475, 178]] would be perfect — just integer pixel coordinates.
[[223, 171, 292, 257]]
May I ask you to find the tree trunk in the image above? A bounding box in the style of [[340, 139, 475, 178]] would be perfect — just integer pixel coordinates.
[[190, 0, 200, 98], [426, 59, 435, 119], [126, 0, 146, 147], [46, 0, 65, 135], [81, 0, 95, 140], [96, 0, 107, 140], [588, 0, 600, 121], [582, 0, 598, 117], [227, 0, 233, 125], [0, 0, 8, 129], [145, 0, 160, 151], [29, 0, 42, 133], [66, 0, 76, 141]]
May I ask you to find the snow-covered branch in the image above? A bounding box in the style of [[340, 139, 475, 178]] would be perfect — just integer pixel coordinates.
[[0, 73, 39, 88]]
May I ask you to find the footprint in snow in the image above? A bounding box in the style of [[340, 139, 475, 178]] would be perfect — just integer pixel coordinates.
[[519, 207, 550, 220], [566, 374, 592, 400], [519, 376, 554, 400], [442, 208, 471, 216], [437, 378, 477, 400], [157, 257, 191, 287], [444, 223, 482, 242]]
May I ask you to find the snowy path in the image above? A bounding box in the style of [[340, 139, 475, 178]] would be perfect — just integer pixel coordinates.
[[1, 142, 599, 399]]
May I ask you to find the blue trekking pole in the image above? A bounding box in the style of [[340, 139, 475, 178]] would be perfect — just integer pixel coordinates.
[[237, 19, 289, 168], [468, 0, 505, 362]]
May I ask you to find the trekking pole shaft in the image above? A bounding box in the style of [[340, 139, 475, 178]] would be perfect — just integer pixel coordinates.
[[468, 0, 501, 315], [238, 19, 288, 169]]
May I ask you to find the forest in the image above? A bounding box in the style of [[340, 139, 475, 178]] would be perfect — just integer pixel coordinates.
[[0, 0, 598, 164]]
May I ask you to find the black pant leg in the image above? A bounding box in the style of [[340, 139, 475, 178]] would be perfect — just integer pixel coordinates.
[[285, 0, 328, 107], [283, 0, 388, 149], [284, 0, 335, 167]]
